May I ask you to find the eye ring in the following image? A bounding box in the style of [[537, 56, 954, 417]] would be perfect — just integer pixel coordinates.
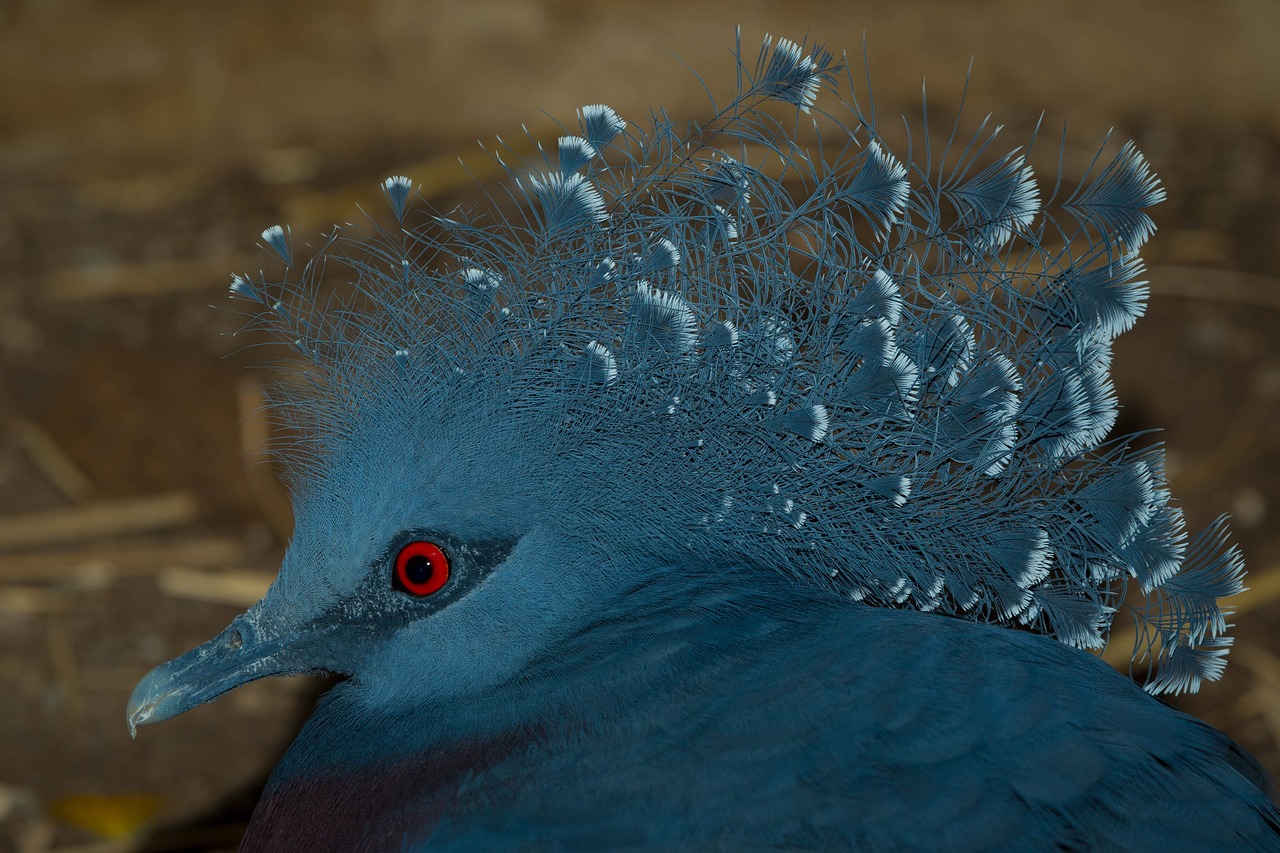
[[394, 541, 450, 597]]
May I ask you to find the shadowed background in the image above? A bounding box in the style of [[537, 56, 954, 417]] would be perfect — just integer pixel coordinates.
[[1, 1, 1278, 849]]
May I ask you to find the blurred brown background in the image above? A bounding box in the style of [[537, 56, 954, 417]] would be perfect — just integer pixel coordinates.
[[1, 1, 1278, 850]]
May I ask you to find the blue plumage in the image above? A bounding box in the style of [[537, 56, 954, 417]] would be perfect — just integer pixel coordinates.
[[127, 32, 1280, 849]]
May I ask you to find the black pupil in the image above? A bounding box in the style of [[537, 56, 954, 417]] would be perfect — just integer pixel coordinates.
[[404, 553, 433, 585]]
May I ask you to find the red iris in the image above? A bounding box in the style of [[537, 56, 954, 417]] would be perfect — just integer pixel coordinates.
[[394, 541, 450, 596]]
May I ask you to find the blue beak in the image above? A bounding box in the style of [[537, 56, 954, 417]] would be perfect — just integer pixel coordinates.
[[126, 614, 298, 736]]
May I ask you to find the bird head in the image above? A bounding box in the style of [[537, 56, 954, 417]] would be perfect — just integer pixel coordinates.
[[129, 33, 1244, 741], [126, 354, 654, 732]]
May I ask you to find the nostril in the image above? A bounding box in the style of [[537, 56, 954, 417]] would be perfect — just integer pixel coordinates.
[[226, 629, 244, 651]]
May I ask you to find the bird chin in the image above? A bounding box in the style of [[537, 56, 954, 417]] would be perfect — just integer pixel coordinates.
[[125, 618, 333, 737]]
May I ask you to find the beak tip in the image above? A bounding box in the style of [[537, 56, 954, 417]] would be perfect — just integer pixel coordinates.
[[125, 700, 147, 737], [125, 695, 148, 737], [126, 667, 177, 736]]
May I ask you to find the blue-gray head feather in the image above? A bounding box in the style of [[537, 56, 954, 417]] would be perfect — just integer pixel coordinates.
[[227, 33, 1242, 697]]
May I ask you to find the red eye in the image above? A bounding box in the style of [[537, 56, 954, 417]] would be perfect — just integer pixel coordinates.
[[394, 541, 450, 597]]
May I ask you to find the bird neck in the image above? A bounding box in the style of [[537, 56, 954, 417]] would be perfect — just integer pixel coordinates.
[[275, 558, 812, 773], [246, 564, 828, 851]]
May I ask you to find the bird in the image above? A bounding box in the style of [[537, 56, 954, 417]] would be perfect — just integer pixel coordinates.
[[127, 32, 1280, 850]]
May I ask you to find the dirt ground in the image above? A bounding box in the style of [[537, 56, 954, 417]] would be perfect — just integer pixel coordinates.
[[1, 2, 1278, 850]]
